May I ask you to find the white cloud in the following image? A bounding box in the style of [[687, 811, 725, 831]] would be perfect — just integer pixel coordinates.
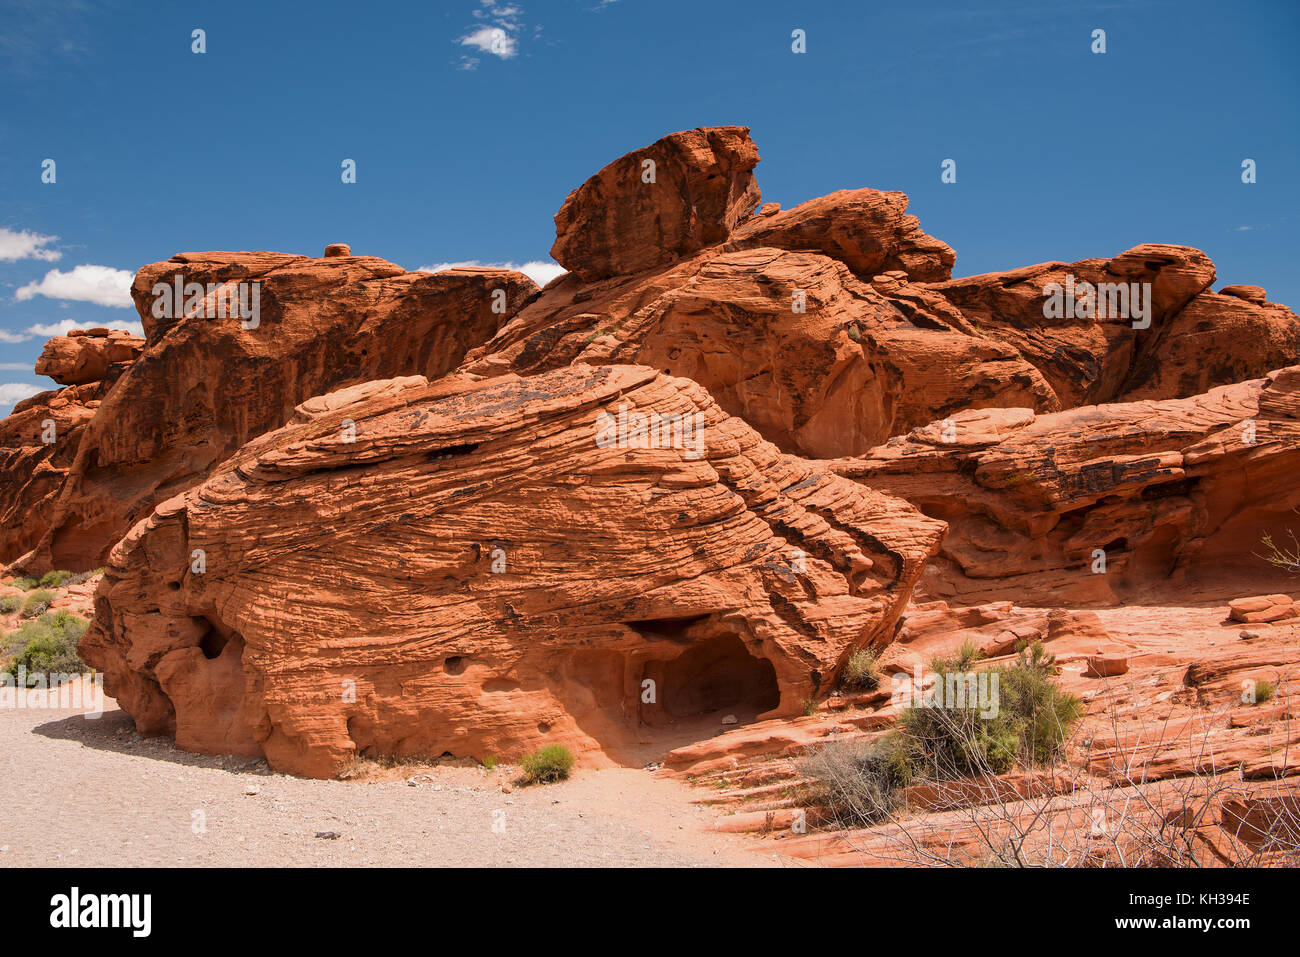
[[457, 1, 524, 65], [0, 382, 44, 409], [0, 363, 30, 371], [0, 227, 61, 262], [418, 259, 567, 288], [15, 264, 134, 307], [0, 317, 145, 344], [460, 25, 517, 58]]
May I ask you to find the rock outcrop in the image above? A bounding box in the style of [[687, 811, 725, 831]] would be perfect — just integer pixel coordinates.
[[464, 247, 1054, 458], [551, 126, 761, 281], [728, 188, 955, 283], [473, 130, 1298, 462], [16, 251, 538, 570], [81, 365, 945, 777], [35, 329, 144, 385], [829, 366, 1300, 604], [0, 381, 109, 562]]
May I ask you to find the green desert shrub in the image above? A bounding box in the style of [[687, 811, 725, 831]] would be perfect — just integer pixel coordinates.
[[0, 595, 21, 615], [9, 577, 38, 591], [802, 640, 1083, 827], [20, 590, 56, 619], [37, 570, 75, 588], [838, 647, 880, 692], [3, 610, 89, 684], [519, 745, 575, 785], [1254, 679, 1277, 705], [900, 640, 1081, 776]]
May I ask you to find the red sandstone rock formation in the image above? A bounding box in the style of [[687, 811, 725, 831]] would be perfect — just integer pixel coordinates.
[[475, 129, 1298, 461], [728, 187, 955, 283], [14, 251, 538, 570], [35, 329, 144, 385], [80, 365, 945, 777], [551, 126, 761, 281], [3, 124, 1298, 799], [829, 367, 1300, 604], [463, 247, 1053, 458], [0, 381, 108, 562]]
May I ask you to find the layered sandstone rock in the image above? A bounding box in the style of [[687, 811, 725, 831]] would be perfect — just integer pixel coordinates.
[[464, 248, 1054, 458], [18, 251, 538, 571], [1121, 290, 1300, 400], [477, 130, 1297, 466], [829, 366, 1300, 604], [80, 365, 945, 777]]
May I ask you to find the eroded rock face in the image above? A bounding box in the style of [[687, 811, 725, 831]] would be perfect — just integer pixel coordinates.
[[465, 248, 1055, 458], [20, 252, 539, 571], [1121, 290, 1300, 400], [551, 126, 762, 281], [35, 330, 144, 385], [829, 367, 1300, 604], [0, 382, 107, 563], [924, 244, 1217, 408], [81, 365, 945, 777]]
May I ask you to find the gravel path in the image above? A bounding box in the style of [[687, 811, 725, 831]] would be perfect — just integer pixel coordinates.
[[0, 691, 786, 868]]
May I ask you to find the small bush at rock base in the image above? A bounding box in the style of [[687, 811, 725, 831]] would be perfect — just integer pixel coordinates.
[[20, 590, 57, 619], [519, 745, 575, 785], [838, 647, 880, 692]]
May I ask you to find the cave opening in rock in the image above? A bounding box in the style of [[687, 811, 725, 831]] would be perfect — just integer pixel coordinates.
[[652, 633, 780, 721], [626, 614, 711, 642], [198, 625, 229, 660]]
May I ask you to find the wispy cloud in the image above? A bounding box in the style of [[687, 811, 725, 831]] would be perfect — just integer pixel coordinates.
[[0, 227, 61, 262], [418, 259, 566, 288], [0, 0, 95, 80], [15, 264, 134, 307]]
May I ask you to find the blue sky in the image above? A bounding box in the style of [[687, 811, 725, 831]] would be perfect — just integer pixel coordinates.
[[2, 0, 1297, 409]]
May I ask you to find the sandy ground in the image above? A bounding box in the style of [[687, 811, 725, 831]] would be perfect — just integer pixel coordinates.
[[0, 691, 788, 868]]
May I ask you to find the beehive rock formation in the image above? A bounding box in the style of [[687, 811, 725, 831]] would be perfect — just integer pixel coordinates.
[[2, 123, 1298, 784], [81, 365, 945, 777], [463, 247, 1053, 458]]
